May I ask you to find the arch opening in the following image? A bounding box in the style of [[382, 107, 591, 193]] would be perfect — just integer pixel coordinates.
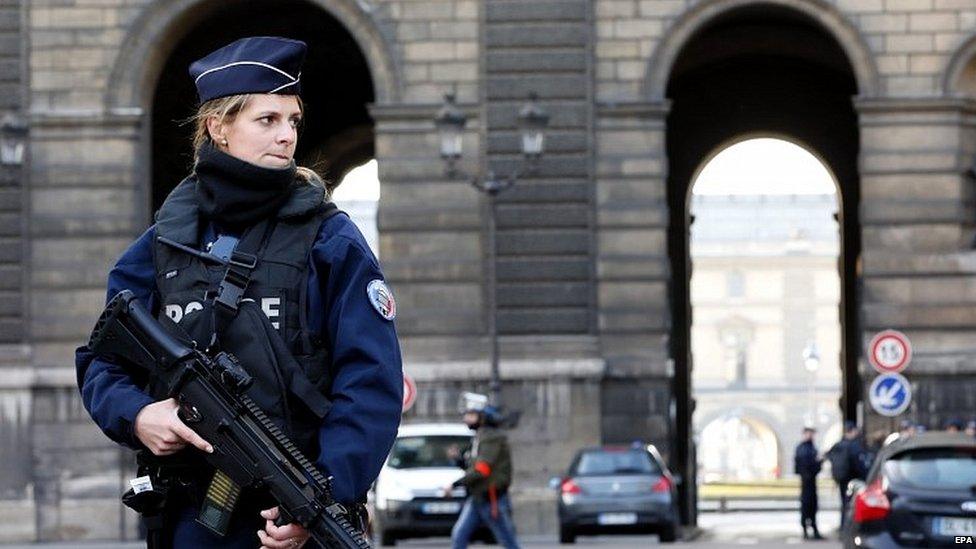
[[664, 5, 862, 526], [332, 159, 381, 258], [149, 0, 376, 213], [689, 137, 843, 493], [699, 414, 780, 483]]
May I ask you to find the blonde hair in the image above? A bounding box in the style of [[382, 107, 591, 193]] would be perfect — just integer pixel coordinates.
[[189, 94, 326, 190]]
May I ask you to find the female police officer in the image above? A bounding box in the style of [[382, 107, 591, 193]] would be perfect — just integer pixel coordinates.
[[74, 36, 403, 548]]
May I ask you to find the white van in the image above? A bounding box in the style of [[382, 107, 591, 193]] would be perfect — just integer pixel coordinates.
[[371, 423, 475, 546]]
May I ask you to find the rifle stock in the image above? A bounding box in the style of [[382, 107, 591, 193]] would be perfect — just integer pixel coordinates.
[[89, 290, 371, 549]]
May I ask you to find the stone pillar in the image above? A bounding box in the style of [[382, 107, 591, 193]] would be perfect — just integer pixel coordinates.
[[855, 98, 976, 433], [0, 0, 36, 541], [594, 101, 672, 448], [26, 109, 144, 541], [370, 102, 485, 361], [27, 110, 145, 370], [371, 96, 605, 535], [0, 0, 25, 342], [30, 367, 139, 541], [0, 346, 33, 543], [595, 99, 688, 520], [482, 3, 605, 533], [485, 0, 594, 335]]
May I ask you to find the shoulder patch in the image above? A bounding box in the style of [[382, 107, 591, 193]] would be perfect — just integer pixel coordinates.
[[367, 279, 396, 321]]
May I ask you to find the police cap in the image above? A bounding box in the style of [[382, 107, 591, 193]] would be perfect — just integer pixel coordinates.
[[190, 36, 307, 103]]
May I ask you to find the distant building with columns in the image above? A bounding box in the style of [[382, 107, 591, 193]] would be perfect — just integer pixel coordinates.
[[690, 193, 842, 483]]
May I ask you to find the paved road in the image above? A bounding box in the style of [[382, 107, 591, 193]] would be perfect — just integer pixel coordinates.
[[391, 537, 842, 547], [693, 510, 841, 547], [390, 510, 843, 548], [0, 510, 843, 548]]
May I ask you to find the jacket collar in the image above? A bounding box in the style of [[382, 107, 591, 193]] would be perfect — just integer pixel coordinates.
[[155, 176, 327, 245]]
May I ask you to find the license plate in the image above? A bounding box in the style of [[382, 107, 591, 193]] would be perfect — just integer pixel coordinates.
[[933, 517, 976, 536], [597, 512, 638, 525], [421, 501, 461, 515]]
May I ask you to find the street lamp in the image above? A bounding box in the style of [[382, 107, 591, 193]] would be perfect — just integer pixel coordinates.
[[802, 342, 820, 373], [518, 92, 549, 160], [434, 93, 466, 176], [0, 114, 28, 166], [435, 92, 549, 405], [802, 341, 820, 426]]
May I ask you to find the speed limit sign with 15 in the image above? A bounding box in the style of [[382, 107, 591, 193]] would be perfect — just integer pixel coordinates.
[[867, 329, 912, 374]]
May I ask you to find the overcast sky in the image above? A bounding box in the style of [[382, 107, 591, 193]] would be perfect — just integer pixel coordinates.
[[692, 138, 836, 195], [333, 159, 380, 201]]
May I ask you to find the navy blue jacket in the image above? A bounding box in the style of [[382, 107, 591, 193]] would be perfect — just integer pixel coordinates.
[[75, 212, 403, 504], [794, 440, 822, 481]]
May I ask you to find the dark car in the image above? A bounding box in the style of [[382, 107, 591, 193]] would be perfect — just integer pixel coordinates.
[[554, 444, 680, 544], [842, 432, 976, 548]]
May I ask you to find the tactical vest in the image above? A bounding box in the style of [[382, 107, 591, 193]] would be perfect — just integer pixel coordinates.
[[151, 177, 337, 456]]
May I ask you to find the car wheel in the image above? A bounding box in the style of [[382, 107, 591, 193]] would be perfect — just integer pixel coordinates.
[[659, 523, 678, 543], [379, 530, 396, 546], [559, 526, 576, 544]]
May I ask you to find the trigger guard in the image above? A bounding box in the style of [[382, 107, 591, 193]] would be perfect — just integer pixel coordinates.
[[274, 508, 293, 528]]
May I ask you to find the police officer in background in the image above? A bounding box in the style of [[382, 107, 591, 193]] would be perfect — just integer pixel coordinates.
[[75, 36, 403, 548], [793, 427, 824, 540], [827, 421, 869, 530], [442, 393, 521, 549]]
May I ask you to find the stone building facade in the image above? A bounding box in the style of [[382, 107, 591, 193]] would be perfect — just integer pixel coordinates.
[[1, 0, 976, 541]]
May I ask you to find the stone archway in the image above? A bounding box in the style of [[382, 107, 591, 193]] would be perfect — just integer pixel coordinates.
[[659, 2, 867, 524], [943, 31, 976, 97], [644, 0, 879, 101], [698, 412, 782, 482], [106, 0, 401, 110]]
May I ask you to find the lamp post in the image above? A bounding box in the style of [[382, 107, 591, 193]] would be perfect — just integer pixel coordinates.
[[802, 341, 820, 426], [435, 92, 549, 405], [0, 114, 28, 167]]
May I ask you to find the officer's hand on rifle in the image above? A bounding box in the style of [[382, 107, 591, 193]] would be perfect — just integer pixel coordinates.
[[133, 398, 214, 456], [258, 506, 310, 548]]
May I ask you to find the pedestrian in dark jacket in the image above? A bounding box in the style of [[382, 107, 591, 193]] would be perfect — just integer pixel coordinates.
[[826, 421, 869, 529], [442, 392, 520, 549], [794, 427, 824, 539]]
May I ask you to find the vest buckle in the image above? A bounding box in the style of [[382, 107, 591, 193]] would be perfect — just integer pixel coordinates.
[[228, 251, 257, 269], [215, 268, 250, 313]]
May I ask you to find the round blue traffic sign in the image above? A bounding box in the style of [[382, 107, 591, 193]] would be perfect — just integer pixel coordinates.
[[868, 373, 912, 417]]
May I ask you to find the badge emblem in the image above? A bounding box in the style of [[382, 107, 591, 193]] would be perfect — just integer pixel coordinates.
[[367, 279, 396, 321]]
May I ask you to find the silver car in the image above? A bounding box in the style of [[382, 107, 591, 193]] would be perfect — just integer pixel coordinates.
[[554, 445, 680, 544]]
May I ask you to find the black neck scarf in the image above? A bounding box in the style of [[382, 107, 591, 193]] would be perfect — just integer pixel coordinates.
[[194, 141, 297, 230]]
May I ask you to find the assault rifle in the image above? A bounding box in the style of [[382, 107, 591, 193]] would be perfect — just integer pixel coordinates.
[[88, 290, 371, 549]]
